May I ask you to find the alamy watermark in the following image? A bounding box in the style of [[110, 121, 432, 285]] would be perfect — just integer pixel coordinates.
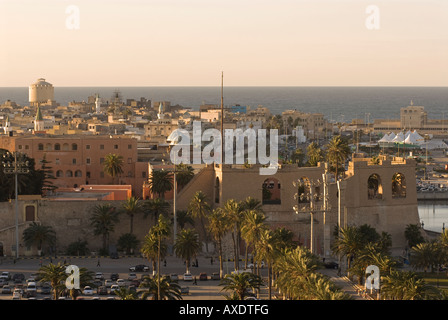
[[169, 121, 279, 175]]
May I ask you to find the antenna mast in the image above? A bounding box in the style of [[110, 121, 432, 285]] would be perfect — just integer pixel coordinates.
[[220, 71, 224, 164]]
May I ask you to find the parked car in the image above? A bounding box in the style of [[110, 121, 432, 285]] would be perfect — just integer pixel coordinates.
[[199, 273, 208, 281], [0, 272, 10, 281], [324, 261, 339, 269], [128, 273, 137, 281], [130, 279, 140, 287], [169, 273, 179, 281], [248, 261, 265, 269], [105, 280, 114, 288], [129, 265, 149, 272], [83, 286, 94, 295], [26, 282, 37, 293], [180, 287, 190, 295], [110, 273, 119, 281], [211, 273, 220, 280], [12, 289, 21, 300], [110, 284, 119, 294], [116, 279, 126, 287], [97, 286, 108, 295], [1, 285, 12, 294], [95, 272, 104, 280], [183, 273, 193, 281], [12, 273, 25, 283], [41, 284, 52, 294]]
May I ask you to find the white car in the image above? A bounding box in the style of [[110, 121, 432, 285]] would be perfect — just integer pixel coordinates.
[[116, 279, 126, 287], [95, 272, 104, 280], [27, 282, 37, 292], [105, 280, 113, 288], [12, 289, 22, 300], [110, 284, 119, 294], [128, 273, 137, 281], [83, 286, 94, 295], [183, 273, 193, 281]]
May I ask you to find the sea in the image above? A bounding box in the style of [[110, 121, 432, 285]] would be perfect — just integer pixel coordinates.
[[1, 86, 447, 123]]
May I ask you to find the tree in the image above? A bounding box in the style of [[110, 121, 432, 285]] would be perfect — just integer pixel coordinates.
[[102, 153, 124, 184], [306, 142, 324, 166], [332, 226, 363, 278], [141, 231, 167, 277], [144, 198, 170, 227], [187, 191, 211, 252], [40, 153, 57, 195], [117, 233, 139, 255], [410, 241, 444, 273], [176, 210, 195, 229], [139, 275, 182, 300], [220, 272, 264, 300], [291, 148, 305, 166], [174, 229, 200, 274], [147, 169, 173, 199], [114, 287, 138, 300], [121, 196, 144, 234], [22, 222, 56, 255], [222, 199, 243, 270], [37, 262, 67, 300], [240, 209, 267, 275], [208, 208, 231, 279], [66, 239, 89, 256], [151, 214, 171, 300], [90, 204, 120, 254], [326, 135, 350, 179], [175, 164, 195, 190], [381, 271, 441, 300], [405, 224, 425, 248]]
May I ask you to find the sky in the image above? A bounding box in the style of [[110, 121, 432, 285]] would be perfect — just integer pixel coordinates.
[[0, 0, 447, 87]]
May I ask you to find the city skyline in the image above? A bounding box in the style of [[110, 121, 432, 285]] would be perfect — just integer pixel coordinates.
[[0, 0, 447, 87]]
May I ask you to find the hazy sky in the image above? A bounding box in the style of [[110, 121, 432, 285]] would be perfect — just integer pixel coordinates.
[[0, 0, 447, 87]]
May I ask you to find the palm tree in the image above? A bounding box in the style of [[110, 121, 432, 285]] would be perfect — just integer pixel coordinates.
[[37, 262, 67, 300], [187, 191, 211, 253], [332, 226, 363, 278], [411, 241, 444, 273], [306, 142, 324, 166], [114, 287, 138, 300], [151, 214, 171, 300], [174, 229, 200, 274], [326, 135, 350, 179], [22, 222, 56, 255], [176, 210, 195, 229], [141, 231, 167, 277], [139, 275, 182, 300], [68, 267, 95, 300], [90, 204, 120, 254], [222, 199, 243, 270], [103, 153, 124, 184], [147, 169, 173, 199], [175, 164, 195, 190], [220, 272, 264, 300], [405, 224, 425, 248], [240, 209, 267, 275], [303, 273, 351, 300], [381, 270, 441, 300], [257, 229, 275, 299], [208, 208, 231, 279], [121, 196, 144, 234], [239, 197, 264, 268], [144, 198, 170, 227]]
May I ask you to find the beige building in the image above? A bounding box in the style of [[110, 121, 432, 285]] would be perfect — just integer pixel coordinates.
[[29, 78, 55, 107], [281, 110, 330, 140], [0, 152, 421, 257]]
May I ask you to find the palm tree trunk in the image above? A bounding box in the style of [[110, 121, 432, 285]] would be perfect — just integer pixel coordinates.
[[218, 239, 224, 279], [130, 215, 134, 234]]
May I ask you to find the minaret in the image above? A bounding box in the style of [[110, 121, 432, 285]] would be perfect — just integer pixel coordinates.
[[95, 94, 101, 113], [157, 102, 165, 120], [3, 115, 11, 135], [34, 105, 45, 132]]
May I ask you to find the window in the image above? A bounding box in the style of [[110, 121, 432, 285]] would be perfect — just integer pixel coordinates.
[[72, 143, 78, 151], [392, 173, 406, 198], [368, 174, 383, 199], [62, 143, 69, 151], [215, 177, 220, 204], [262, 178, 281, 205], [128, 144, 132, 149], [66, 170, 73, 177], [86, 158, 91, 164], [56, 170, 63, 177], [114, 144, 118, 149], [127, 158, 132, 164], [100, 158, 104, 164], [55, 158, 60, 165], [86, 145, 90, 150], [75, 170, 82, 177], [25, 145, 29, 150], [18, 145, 22, 149], [54, 143, 61, 150], [86, 172, 91, 178], [45, 143, 52, 151], [25, 206, 35, 222], [100, 144, 104, 150], [141, 171, 146, 178], [38, 143, 44, 151]]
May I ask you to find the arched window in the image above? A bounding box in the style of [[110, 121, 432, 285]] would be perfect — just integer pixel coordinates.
[[45, 143, 52, 151], [54, 143, 61, 151], [38, 143, 44, 151], [56, 170, 63, 177], [262, 178, 281, 205], [392, 173, 406, 198], [297, 177, 311, 204], [75, 170, 82, 177], [368, 174, 383, 199], [215, 177, 220, 204], [62, 143, 69, 151], [72, 143, 78, 151], [66, 170, 73, 177]]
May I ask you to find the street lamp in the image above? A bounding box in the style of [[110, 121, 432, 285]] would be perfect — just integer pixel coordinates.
[[2, 151, 30, 259], [293, 169, 330, 255]]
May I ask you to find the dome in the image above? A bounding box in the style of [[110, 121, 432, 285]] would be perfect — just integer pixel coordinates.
[[32, 78, 52, 86]]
